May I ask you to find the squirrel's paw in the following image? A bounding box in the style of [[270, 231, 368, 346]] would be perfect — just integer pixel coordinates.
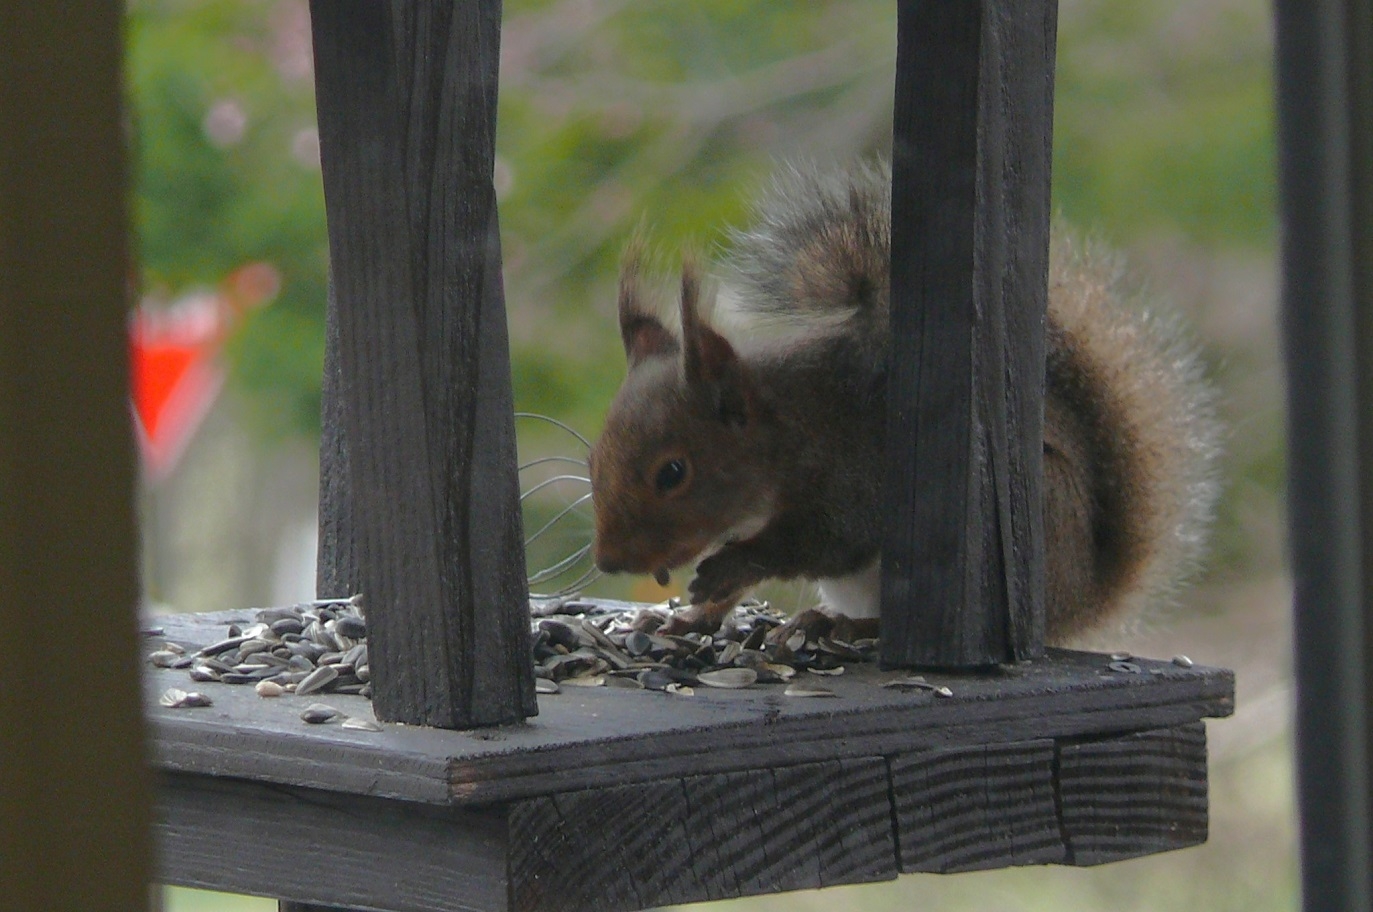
[[657, 600, 734, 637], [766, 608, 880, 647], [689, 548, 765, 606]]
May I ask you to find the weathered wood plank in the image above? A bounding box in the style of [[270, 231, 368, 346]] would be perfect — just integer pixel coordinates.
[[0, 5, 151, 910], [144, 615, 1233, 807], [507, 758, 896, 912], [892, 740, 1064, 873], [883, 0, 1057, 668], [309, 0, 536, 728], [1057, 722, 1209, 864], [155, 724, 1220, 912], [157, 773, 508, 912]]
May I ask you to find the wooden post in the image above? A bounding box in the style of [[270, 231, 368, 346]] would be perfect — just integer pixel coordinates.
[[1275, 0, 1373, 907], [881, 0, 1056, 668], [0, 4, 151, 910], [310, 0, 537, 729]]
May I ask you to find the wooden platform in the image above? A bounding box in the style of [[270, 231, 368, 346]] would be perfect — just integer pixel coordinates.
[[147, 610, 1233, 912]]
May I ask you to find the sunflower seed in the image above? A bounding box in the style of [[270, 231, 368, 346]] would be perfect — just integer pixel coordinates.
[[624, 631, 653, 657], [255, 680, 285, 698], [785, 682, 835, 698], [198, 635, 250, 657], [637, 669, 676, 691], [300, 703, 342, 724], [148, 650, 182, 668], [160, 688, 213, 708], [535, 678, 560, 694], [295, 664, 339, 696], [335, 616, 367, 639], [270, 618, 305, 637], [1172, 654, 1194, 668], [698, 667, 758, 689], [341, 716, 382, 732]]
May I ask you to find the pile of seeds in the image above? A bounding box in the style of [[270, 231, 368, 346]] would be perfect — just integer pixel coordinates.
[[151, 597, 1198, 721], [151, 597, 371, 714], [527, 598, 878, 697], [151, 596, 888, 708]]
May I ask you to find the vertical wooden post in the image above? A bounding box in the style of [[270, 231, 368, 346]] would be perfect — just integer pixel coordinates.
[[881, 0, 1056, 668], [310, 1, 537, 729], [0, 4, 151, 910], [1275, 0, 1373, 908]]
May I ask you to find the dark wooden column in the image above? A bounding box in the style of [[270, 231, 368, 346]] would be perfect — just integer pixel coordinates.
[[1275, 0, 1373, 908], [310, 0, 537, 729], [881, 0, 1056, 669], [0, 4, 151, 909]]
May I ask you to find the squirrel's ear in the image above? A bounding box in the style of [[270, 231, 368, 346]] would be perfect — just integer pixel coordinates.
[[618, 248, 679, 368], [680, 262, 753, 426]]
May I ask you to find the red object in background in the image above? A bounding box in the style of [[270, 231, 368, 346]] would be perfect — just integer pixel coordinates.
[[130, 293, 227, 481], [130, 262, 280, 481]]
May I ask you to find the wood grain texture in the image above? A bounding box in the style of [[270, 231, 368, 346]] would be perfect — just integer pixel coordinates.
[[147, 613, 1227, 911], [145, 615, 1234, 807], [157, 773, 508, 912], [508, 758, 896, 912], [309, 0, 537, 728], [1057, 722, 1209, 864], [892, 740, 1065, 872], [0, 5, 152, 910], [882, 0, 1058, 668]]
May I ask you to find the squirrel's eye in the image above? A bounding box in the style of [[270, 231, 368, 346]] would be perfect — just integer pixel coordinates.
[[654, 458, 688, 494]]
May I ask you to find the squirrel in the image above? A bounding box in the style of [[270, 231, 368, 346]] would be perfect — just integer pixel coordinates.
[[588, 161, 1221, 645]]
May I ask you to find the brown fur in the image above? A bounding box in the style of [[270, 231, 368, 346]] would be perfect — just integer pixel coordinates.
[[590, 164, 1220, 643]]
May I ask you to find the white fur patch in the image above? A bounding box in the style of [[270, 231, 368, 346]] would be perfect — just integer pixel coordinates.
[[817, 559, 881, 619], [713, 282, 858, 346], [696, 497, 778, 562]]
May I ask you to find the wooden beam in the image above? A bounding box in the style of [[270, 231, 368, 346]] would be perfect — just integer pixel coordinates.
[[0, 4, 150, 910], [145, 611, 1232, 808], [149, 671, 1224, 912], [160, 774, 509, 912], [310, 0, 537, 728], [140, 606, 1229, 911], [882, 0, 1057, 668], [1275, 0, 1373, 907]]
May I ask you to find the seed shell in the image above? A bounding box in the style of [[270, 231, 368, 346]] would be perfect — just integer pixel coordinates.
[[784, 682, 836, 698], [341, 716, 382, 732]]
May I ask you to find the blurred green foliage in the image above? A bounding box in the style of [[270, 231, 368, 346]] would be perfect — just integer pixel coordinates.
[[138, 5, 1288, 908], [128, 0, 1280, 593], [128, 0, 1275, 440]]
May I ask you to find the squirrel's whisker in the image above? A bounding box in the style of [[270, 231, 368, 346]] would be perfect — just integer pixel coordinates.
[[515, 412, 594, 450], [525, 492, 595, 547], [528, 542, 593, 585], [520, 474, 593, 502]]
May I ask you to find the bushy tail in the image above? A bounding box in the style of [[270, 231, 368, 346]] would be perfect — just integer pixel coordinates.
[[1046, 231, 1223, 638], [721, 162, 1221, 635], [720, 161, 891, 347]]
